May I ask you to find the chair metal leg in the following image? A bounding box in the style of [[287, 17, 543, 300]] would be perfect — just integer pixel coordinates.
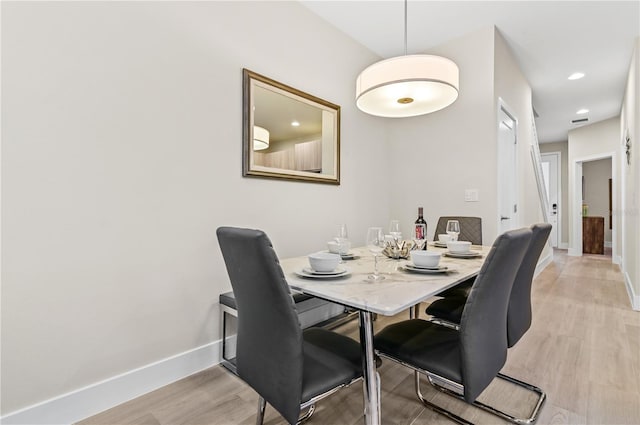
[[426, 316, 460, 330], [427, 372, 546, 425], [414, 371, 473, 425], [256, 396, 266, 425], [296, 405, 316, 424], [494, 373, 546, 425], [221, 308, 238, 375], [379, 352, 545, 425]]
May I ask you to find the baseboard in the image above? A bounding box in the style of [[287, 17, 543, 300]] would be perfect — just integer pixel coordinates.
[[623, 271, 640, 311], [534, 251, 553, 278], [568, 248, 582, 257], [613, 255, 622, 265], [0, 341, 221, 425], [558, 242, 569, 250], [604, 241, 613, 248]]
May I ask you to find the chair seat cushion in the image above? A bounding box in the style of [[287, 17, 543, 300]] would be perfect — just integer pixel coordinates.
[[375, 319, 462, 384], [425, 296, 466, 324], [301, 328, 363, 403]]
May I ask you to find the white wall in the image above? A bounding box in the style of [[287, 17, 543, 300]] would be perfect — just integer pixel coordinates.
[[1, 1, 390, 415], [620, 37, 640, 308], [582, 158, 613, 242], [386, 27, 496, 242], [568, 117, 620, 257]]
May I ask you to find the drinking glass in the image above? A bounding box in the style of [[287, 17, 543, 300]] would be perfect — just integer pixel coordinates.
[[366, 227, 385, 281], [446, 220, 460, 241], [389, 220, 401, 243], [336, 224, 349, 256]]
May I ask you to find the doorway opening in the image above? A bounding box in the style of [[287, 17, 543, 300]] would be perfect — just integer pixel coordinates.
[[571, 152, 617, 262], [540, 152, 561, 248], [497, 99, 518, 234]]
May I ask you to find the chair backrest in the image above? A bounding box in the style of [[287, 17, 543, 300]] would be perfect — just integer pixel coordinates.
[[507, 223, 552, 347], [216, 227, 304, 424], [458, 227, 532, 402], [434, 216, 483, 245]]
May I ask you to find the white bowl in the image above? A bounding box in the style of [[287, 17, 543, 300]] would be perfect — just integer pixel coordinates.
[[410, 250, 441, 268], [438, 234, 452, 242], [447, 241, 472, 253], [308, 252, 341, 272], [327, 240, 351, 254]]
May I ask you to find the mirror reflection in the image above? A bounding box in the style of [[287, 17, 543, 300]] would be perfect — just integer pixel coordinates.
[[243, 69, 340, 184]]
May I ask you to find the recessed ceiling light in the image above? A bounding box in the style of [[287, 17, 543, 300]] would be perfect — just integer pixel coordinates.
[[291, 121, 300, 127], [568, 72, 585, 80], [576, 108, 589, 114]]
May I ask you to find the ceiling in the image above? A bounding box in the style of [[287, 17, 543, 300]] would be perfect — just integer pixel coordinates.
[[300, 1, 640, 143]]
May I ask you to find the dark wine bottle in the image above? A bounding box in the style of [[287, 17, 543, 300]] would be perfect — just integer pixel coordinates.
[[414, 207, 427, 250]]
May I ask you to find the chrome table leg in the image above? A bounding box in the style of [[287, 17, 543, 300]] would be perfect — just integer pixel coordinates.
[[359, 310, 380, 425]]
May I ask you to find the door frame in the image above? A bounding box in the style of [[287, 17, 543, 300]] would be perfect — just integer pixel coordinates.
[[570, 151, 617, 262], [540, 151, 562, 248], [496, 98, 519, 234]]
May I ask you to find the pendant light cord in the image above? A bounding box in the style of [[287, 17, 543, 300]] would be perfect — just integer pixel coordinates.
[[404, 0, 408, 56]]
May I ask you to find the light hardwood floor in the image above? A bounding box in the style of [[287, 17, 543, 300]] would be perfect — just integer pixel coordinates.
[[78, 250, 640, 425]]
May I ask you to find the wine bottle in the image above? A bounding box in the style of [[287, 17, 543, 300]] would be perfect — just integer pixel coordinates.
[[414, 207, 427, 250]]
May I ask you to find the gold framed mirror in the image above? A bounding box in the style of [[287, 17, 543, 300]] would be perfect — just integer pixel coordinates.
[[243, 69, 340, 184]]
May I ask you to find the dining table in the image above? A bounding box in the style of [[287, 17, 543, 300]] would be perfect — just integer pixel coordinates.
[[279, 243, 491, 425]]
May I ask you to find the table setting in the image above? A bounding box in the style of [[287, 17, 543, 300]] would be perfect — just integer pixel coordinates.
[[290, 220, 486, 286]]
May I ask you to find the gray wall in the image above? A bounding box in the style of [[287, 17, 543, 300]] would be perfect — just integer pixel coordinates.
[[1, 1, 390, 414]]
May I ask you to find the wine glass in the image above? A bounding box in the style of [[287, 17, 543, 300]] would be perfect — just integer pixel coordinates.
[[366, 227, 385, 281], [389, 220, 401, 244], [446, 220, 460, 241], [335, 224, 349, 256]]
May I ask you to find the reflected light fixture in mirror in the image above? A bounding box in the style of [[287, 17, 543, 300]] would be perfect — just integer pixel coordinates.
[[253, 125, 270, 151], [355, 0, 459, 118]]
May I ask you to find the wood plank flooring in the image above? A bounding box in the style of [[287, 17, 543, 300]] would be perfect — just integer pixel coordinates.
[[78, 250, 640, 425]]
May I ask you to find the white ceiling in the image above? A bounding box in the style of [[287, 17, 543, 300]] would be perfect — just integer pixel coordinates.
[[300, 1, 640, 143]]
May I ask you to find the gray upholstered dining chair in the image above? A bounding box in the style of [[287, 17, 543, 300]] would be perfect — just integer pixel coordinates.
[[375, 227, 532, 425], [427, 216, 483, 303], [433, 216, 483, 245], [423, 223, 552, 424], [216, 227, 363, 425]]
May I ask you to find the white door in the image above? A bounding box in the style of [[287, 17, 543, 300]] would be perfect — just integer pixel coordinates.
[[541, 153, 560, 247], [498, 104, 518, 234]]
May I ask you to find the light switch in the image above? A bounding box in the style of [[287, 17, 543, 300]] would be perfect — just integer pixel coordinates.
[[465, 189, 479, 202]]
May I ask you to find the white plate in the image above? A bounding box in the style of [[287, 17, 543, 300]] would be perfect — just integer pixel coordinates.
[[443, 251, 482, 259], [295, 268, 350, 279], [403, 264, 450, 274], [408, 264, 448, 271], [324, 251, 358, 260], [303, 266, 347, 275], [432, 242, 448, 248]]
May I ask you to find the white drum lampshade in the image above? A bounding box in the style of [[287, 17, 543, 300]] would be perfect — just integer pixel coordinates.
[[253, 126, 270, 151], [356, 54, 459, 118]]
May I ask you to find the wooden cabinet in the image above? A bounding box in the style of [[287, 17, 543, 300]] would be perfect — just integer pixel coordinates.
[[583, 216, 604, 255]]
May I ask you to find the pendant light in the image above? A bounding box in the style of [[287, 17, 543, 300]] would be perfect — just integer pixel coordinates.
[[253, 126, 270, 151], [355, 0, 459, 118]]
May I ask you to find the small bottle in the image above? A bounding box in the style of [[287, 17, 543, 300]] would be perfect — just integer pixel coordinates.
[[415, 207, 427, 250]]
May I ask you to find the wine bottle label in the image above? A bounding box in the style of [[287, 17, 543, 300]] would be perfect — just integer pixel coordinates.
[[415, 224, 426, 240]]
